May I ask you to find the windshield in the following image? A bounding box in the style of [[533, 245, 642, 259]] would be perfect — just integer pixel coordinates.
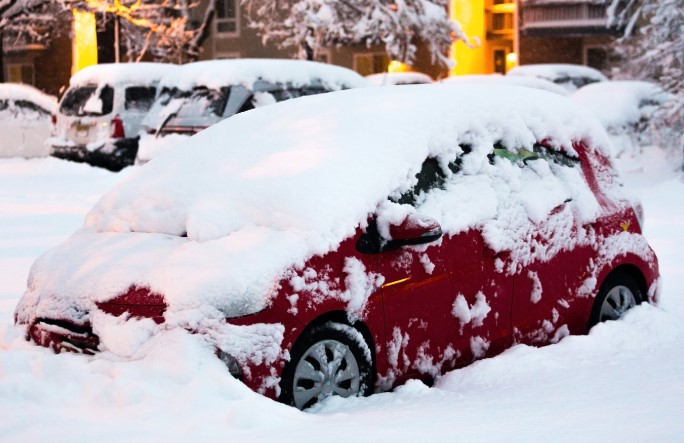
[[60, 85, 114, 117]]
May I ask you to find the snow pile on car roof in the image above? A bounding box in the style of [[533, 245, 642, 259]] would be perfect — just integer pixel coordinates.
[[366, 72, 433, 86], [69, 63, 180, 87], [158, 59, 368, 91], [507, 64, 608, 83], [571, 81, 670, 129], [442, 74, 568, 96], [0, 83, 57, 112], [16, 84, 614, 325]]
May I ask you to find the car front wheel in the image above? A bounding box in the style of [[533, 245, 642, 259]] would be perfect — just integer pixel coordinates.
[[589, 271, 642, 329], [279, 321, 373, 410]]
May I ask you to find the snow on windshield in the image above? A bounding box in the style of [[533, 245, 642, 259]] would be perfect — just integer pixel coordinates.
[[16, 84, 614, 327]]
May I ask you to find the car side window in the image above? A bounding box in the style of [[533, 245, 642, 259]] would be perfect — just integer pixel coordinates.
[[393, 153, 464, 207], [490, 142, 580, 169], [125, 86, 157, 111]]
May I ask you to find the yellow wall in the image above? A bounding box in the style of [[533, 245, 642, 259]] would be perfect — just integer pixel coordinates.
[[72, 10, 98, 74], [450, 0, 487, 76]]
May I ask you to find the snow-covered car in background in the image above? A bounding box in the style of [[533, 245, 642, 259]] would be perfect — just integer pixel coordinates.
[[16, 84, 659, 410], [507, 64, 608, 93], [0, 83, 57, 158], [571, 80, 671, 157], [48, 63, 179, 171], [442, 74, 568, 96], [365, 72, 433, 86], [136, 59, 367, 164]]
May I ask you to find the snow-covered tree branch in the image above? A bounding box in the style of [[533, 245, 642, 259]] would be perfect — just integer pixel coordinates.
[[242, 0, 468, 68], [607, 0, 684, 154]]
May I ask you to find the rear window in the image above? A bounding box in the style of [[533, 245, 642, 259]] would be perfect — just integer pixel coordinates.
[[60, 85, 114, 116], [14, 100, 51, 120], [125, 86, 156, 111]]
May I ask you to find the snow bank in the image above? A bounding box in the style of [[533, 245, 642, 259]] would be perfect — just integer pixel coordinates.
[[16, 84, 612, 329], [0, 83, 57, 113]]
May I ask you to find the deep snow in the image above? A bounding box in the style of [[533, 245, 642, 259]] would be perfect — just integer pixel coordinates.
[[1, 151, 684, 442]]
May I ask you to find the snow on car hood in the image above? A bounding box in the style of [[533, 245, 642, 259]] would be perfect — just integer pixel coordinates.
[[16, 84, 613, 325]]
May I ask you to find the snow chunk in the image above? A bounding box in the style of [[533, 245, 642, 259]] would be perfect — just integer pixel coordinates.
[[528, 271, 542, 304], [452, 292, 491, 332]]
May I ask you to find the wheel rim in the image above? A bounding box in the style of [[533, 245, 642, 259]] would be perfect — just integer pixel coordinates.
[[292, 339, 360, 409], [599, 285, 636, 322]]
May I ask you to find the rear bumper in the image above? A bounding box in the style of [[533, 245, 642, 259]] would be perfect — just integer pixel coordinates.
[[50, 138, 139, 172]]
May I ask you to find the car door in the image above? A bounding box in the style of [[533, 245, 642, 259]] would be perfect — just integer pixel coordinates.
[[374, 156, 512, 387], [507, 144, 597, 344]]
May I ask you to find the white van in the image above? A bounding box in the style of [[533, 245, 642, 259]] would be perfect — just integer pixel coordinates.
[[49, 63, 179, 171], [136, 59, 368, 164]]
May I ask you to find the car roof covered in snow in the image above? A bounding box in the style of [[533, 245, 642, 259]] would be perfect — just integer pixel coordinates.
[[507, 64, 608, 83], [0, 83, 57, 112], [365, 72, 433, 86], [570, 80, 671, 128], [69, 63, 180, 88], [441, 74, 569, 96], [158, 59, 368, 91]]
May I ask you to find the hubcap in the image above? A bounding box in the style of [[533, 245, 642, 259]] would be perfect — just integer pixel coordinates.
[[599, 285, 636, 322], [292, 339, 360, 409]]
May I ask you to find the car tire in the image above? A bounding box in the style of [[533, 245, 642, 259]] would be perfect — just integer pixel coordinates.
[[279, 321, 373, 410], [589, 271, 642, 329]]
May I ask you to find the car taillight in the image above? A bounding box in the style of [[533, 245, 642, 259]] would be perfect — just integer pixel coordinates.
[[51, 114, 57, 126], [111, 115, 125, 139]]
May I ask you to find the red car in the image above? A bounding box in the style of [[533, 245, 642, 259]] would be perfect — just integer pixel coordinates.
[[16, 84, 659, 410]]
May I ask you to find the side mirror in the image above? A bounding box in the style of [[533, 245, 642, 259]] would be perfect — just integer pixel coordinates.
[[356, 214, 442, 254]]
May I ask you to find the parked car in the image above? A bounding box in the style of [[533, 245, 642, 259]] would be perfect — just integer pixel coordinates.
[[507, 64, 608, 92], [365, 72, 433, 86], [16, 84, 659, 411], [135, 59, 368, 164], [442, 74, 569, 96], [0, 83, 57, 158], [571, 80, 671, 157], [48, 63, 179, 171]]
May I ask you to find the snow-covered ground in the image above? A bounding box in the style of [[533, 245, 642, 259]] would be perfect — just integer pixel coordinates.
[[1, 153, 683, 442]]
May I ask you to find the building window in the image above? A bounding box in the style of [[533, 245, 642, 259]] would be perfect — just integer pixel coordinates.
[[216, 0, 239, 35], [584, 46, 608, 71], [5, 63, 35, 85], [354, 53, 389, 76]]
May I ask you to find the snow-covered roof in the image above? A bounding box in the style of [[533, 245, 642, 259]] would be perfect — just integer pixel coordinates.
[[570, 80, 670, 129], [17, 84, 612, 325], [0, 83, 57, 112], [69, 63, 180, 87], [365, 72, 433, 86], [158, 59, 368, 91], [442, 74, 569, 96], [507, 64, 608, 84]]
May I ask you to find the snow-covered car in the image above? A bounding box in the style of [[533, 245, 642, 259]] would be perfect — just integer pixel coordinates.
[[136, 59, 367, 164], [0, 83, 57, 158], [365, 72, 433, 86], [442, 74, 568, 96], [507, 64, 608, 92], [49, 63, 179, 171], [16, 84, 659, 410], [571, 80, 671, 157]]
